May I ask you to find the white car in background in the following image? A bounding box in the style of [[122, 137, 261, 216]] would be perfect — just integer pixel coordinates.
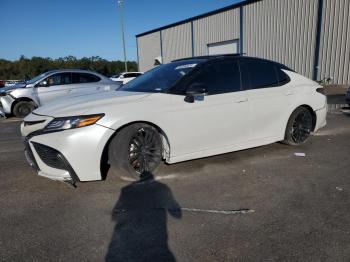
[[110, 72, 143, 84], [21, 55, 327, 186], [0, 69, 121, 117]]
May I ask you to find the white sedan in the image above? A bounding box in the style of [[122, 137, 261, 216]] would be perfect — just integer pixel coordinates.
[[21, 55, 327, 186], [110, 72, 143, 84]]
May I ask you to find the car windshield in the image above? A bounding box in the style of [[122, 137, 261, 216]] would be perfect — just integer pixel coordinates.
[[26, 71, 54, 85], [119, 59, 205, 93]]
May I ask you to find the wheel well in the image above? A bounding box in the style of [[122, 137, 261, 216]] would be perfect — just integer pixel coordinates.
[[298, 105, 317, 131], [100, 121, 171, 180], [11, 97, 38, 114]]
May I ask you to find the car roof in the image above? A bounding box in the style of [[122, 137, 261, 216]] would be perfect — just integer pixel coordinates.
[[43, 68, 104, 75], [172, 54, 294, 71]]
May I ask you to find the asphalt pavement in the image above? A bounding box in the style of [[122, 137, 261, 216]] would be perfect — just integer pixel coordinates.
[[0, 111, 349, 261]]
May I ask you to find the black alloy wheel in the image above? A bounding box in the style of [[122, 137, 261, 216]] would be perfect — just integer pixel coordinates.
[[108, 123, 163, 180], [291, 110, 313, 143], [284, 107, 313, 145], [128, 127, 162, 174]]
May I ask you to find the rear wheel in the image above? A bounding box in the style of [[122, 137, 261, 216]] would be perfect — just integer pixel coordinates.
[[284, 107, 313, 145], [108, 123, 163, 181], [13, 101, 36, 118]]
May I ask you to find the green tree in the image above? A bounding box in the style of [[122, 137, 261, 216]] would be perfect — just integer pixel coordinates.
[[0, 56, 138, 80]]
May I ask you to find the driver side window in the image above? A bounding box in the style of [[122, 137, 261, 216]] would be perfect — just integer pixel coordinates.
[[188, 59, 241, 95], [39, 73, 72, 87]]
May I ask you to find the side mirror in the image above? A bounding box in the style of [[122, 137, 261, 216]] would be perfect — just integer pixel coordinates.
[[184, 83, 208, 103], [37, 80, 49, 87]]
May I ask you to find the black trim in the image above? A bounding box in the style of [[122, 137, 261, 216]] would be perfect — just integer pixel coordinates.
[[136, 38, 140, 71], [136, 0, 262, 37], [23, 120, 45, 126], [160, 31, 163, 60], [31, 142, 80, 183], [239, 6, 244, 54], [191, 21, 195, 57], [313, 0, 324, 81], [24, 139, 40, 171]]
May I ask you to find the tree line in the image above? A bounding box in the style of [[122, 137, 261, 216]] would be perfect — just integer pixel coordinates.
[[0, 55, 138, 80]]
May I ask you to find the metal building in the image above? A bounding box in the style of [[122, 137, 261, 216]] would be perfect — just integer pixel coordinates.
[[136, 0, 350, 85]]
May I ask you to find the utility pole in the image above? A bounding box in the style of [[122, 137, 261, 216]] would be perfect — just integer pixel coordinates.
[[117, 0, 128, 72]]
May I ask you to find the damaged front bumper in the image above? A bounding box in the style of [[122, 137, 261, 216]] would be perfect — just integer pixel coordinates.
[[24, 137, 79, 187], [0, 95, 15, 115]]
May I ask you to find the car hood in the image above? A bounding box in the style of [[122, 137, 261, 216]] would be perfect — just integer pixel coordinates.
[[0, 83, 26, 92], [33, 91, 152, 117]]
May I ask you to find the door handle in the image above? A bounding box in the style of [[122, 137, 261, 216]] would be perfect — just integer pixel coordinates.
[[66, 89, 72, 93], [236, 97, 248, 103], [285, 90, 294, 96]]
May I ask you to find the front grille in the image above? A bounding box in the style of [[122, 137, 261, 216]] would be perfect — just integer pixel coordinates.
[[24, 139, 40, 171], [32, 142, 67, 170], [31, 142, 80, 182]]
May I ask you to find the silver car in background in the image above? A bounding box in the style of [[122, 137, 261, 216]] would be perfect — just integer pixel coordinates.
[[0, 69, 121, 117]]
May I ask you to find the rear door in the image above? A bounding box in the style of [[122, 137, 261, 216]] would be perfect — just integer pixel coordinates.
[[239, 58, 294, 140], [35, 73, 72, 105], [70, 73, 105, 95]]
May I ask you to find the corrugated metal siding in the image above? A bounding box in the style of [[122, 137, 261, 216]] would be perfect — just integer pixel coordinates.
[[193, 9, 240, 56], [161, 22, 192, 63], [243, 0, 318, 78], [137, 32, 161, 72], [318, 0, 350, 84]]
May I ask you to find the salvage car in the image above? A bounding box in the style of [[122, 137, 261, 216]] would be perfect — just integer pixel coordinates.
[[0, 69, 121, 117], [21, 55, 327, 186]]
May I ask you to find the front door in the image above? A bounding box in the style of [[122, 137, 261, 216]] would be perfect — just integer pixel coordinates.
[[35, 72, 72, 105], [165, 58, 251, 158]]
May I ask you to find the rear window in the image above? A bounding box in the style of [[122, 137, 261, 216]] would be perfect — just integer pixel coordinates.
[[123, 73, 142, 78], [72, 73, 101, 83], [240, 59, 279, 89], [276, 68, 290, 84]]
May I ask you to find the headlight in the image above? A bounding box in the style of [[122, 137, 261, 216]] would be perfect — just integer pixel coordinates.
[[44, 114, 105, 132]]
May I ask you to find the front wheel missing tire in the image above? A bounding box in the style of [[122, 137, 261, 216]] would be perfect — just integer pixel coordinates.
[[108, 123, 163, 181], [284, 107, 313, 145]]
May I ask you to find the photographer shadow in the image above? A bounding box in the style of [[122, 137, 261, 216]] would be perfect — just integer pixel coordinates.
[[105, 172, 182, 262]]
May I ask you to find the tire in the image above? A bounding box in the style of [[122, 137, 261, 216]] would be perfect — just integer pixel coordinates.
[[108, 123, 163, 181], [13, 101, 35, 118], [283, 107, 313, 145]]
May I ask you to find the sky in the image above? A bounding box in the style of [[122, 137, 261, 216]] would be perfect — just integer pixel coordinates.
[[0, 0, 241, 62]]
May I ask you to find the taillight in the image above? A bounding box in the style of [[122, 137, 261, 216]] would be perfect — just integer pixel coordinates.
[[316, 87, 324, 94]]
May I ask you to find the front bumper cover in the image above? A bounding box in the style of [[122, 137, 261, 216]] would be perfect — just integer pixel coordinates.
[[0, 95, 15, 114], [24, 138, 80, 185]]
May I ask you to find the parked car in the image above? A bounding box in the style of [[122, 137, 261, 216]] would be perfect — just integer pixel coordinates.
[[0, 69, 121, 117], [110, 72, 143, 84], [21, 55, 327, 186], [346, 87, 350, 105], [0, 80, 5, 88]]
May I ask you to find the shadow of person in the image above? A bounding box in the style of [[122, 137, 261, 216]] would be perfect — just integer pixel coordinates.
[[105, 172, 182, 262]]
